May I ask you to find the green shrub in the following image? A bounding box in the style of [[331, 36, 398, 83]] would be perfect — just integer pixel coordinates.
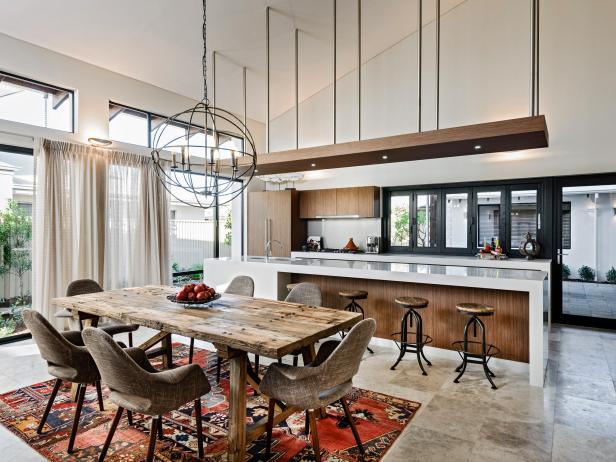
[[606, 267, 616, 283], [578, 265, 595, 282], [562, 264, 571, 279]]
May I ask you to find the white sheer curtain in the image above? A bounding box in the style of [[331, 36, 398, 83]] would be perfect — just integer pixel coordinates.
[[32, 139, 170, 324], [104, 151, 170, 289]]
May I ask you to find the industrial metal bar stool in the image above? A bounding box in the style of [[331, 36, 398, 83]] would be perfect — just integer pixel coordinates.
[[390, 296, 433, 375], [452, 302, 500, 389], [339, 290, 374, 354]]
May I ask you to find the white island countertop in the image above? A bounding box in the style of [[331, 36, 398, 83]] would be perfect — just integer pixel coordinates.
[[291, 251, 552, 273], [208, 256, 547, 292], [204, 256, 549, 388]]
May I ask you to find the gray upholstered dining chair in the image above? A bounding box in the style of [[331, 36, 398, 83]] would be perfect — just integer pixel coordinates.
[[260, 318, 376, 462], [23, 309, 105, 454], [82, 327, 211, 462], [283, 282, 323, 366], [188, 275, 255, 383], [59, 279, 140, 346]]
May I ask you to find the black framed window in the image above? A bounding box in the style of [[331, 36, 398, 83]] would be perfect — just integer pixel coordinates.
[[444, 190, 471, 251], [414, 191, 440, 251], [0, 71, 74, 132], [383, 180, 545, 257]]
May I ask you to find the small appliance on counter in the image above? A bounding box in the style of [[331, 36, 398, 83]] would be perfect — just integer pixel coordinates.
[[304, 236, 323, 252], [366, 235, 380, 254]]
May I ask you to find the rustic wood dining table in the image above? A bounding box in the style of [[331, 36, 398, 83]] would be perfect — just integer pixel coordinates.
[[52, 285, 362, 462]]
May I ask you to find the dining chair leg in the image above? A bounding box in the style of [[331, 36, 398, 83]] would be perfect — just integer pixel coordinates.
[[216, 356, 222, 383], [194, 399, 204, 459], [189, 338, 195, 364], [340, 397, 364, 455], [128, 332, 133, 348], [292, 355, 299, 367], [37, 378, 62, 434], [126, 410, 133, 425], [98, 406, 123, 462], [308, 410, 321, 462], [254, 354, 260, 373], [146, 416, 158, 462], [95, 380, 104, 411], [264, 398, 276, 459], [157, 416, 164, 440], [304, 409, 310, 434], [67, 383, 87, 454]]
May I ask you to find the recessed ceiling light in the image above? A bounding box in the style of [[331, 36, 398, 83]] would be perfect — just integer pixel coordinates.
[[382, 155, 388, 160], [474, 144, 482, 150], [88, 137, 112, 147], [311, 163, 316, 167]]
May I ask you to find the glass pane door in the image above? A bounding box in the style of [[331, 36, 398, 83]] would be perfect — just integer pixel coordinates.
[[445, 191, 469, 250], [415, 193, 439, 249], [389, 194, 411, 248], [510, 189, 538, 250], [476, 191, 502, 249], [560, 184, 616, 320]]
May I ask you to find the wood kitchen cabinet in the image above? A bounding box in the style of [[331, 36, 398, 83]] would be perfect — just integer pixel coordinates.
[[299, 186, 380, 219], [248, 190, 306, 257]]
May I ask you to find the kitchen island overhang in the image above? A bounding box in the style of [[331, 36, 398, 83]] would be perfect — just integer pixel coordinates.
[[203, 257, 549, 387]]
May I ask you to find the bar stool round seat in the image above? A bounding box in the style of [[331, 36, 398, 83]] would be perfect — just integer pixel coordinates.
[[286, 283, 300, 292], [456, 302, 495, 315], [395, 296, 429, 309], [338, 290, 372, 354], [339, 290, 368, 300], [452, 301, 500, 389]]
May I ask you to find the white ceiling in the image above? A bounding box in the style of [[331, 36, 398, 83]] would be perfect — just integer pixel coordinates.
[[0, 0, 459, 123]]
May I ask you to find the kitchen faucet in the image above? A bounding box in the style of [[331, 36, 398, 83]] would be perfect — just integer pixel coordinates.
[[264, 218, 283, 262]]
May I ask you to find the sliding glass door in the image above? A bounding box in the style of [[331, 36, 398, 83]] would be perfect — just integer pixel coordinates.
[[0, 146, 34, 343], [555, 177, 616, 327]]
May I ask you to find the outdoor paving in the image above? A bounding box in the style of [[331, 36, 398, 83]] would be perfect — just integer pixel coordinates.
[[562, 280, 616, 319]]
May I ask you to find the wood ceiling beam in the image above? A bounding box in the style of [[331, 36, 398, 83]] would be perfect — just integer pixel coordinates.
[[241, 116, 548, 175]]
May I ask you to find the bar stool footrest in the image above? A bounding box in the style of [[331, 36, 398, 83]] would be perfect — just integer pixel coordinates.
[[392, 333, 433, 351], [451, 340, 500, 360]]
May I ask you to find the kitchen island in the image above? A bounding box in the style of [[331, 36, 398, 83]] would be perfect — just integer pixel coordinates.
[[203, 256, 549, 387]]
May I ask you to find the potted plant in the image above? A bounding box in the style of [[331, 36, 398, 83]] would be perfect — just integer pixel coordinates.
[[578, 265, 595, 282], [562, 264, 571, 279], [606, 267, 616, 284]]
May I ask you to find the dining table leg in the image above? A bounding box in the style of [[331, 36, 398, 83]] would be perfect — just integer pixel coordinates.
[[227, 348, 248, 462]]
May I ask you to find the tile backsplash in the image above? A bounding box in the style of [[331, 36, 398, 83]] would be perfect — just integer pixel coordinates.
[[306, 218, 382, 250]]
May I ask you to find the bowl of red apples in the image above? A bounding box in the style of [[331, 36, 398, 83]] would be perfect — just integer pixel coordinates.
[[167, 283, 220, 307]]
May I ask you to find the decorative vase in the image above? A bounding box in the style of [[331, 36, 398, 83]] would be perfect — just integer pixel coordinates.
[[519, 232, 541, 260], [344, 237, 359, 251]]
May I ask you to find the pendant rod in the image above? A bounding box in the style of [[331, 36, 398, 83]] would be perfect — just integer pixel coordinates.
[[417, 0, 422, 132], [436, 0, 440, 129], [266, 6, 271, 153], [243, 65, 247, 153], [358, 0, 362, 140], [333, 0, 337, 144], [295, 28, 299, 150]]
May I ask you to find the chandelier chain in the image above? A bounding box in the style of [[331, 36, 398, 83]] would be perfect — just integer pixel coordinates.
[[202, 0, 208, 102]]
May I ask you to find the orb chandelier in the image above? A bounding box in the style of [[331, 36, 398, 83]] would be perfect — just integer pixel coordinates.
[[151, 0, 257, 209]]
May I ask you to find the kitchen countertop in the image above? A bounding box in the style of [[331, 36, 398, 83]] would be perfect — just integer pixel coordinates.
[[209, 256, 548, 292], [290, 251, 552, 273]]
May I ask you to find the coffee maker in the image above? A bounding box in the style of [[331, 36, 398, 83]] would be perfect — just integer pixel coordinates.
[[366, 236, 380, 254]]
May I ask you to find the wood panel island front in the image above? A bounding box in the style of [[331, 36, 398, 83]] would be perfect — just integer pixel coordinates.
[[203, 257, 549, 387]]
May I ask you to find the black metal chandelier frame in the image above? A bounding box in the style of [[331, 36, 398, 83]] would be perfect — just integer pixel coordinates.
[[150, 0, 257, 209]]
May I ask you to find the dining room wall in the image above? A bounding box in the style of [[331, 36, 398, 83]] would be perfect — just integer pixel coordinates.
[[0, 32, 265, 155]]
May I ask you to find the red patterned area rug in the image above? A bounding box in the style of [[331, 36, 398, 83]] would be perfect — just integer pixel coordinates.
[[0, 344, 420, 461]]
